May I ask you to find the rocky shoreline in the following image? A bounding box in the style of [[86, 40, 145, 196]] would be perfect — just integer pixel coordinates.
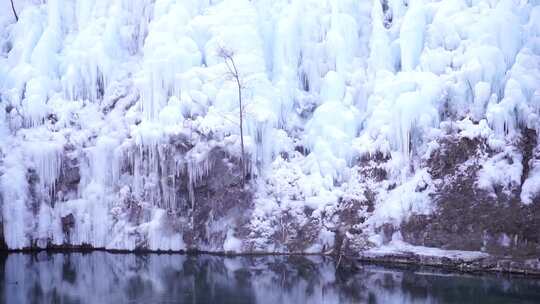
[[357, 252, 540, 277]]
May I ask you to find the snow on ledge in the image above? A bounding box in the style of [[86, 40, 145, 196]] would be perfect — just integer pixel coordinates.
[[364, 240, 489, 262]]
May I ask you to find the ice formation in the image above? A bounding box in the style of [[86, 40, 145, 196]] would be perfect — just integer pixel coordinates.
[[0, 0, 539, 254]]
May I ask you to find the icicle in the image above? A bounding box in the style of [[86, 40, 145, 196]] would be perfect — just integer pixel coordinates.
[[369, 0, 395, 72], [186, 148, 213, 209], [137, 1, 202, 121], [22, 77, 50, 128], [25, 139, 64, 197], [1, 151, 32, 249], [90, 136, 121, 187], [246, 113, 276, 176], [400, 5, 426, 71]]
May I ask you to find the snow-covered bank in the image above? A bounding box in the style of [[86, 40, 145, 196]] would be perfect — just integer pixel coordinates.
[[360, 240, 540, 276], [0, 0, 539, 262]]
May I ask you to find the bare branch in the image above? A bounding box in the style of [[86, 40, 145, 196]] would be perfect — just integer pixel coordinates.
[[223, 59, 236, 77], [217, 45, 234, 60], [9, 0, 18, 21]]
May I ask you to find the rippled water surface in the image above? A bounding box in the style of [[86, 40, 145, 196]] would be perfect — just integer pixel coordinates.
[[1, 252, 540, 303]]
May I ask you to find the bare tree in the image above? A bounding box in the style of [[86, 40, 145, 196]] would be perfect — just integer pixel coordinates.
[[9, 0, 18, 21], [218, 46, 246, 185]]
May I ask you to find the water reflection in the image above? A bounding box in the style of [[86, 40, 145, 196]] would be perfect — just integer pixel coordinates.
[[1, 252, 539, 304]]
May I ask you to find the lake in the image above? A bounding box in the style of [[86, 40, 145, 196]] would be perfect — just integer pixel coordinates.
[[1, 252, 539, 303]]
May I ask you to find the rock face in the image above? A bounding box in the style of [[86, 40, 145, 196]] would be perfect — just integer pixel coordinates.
[[181, 148, 253, 251], [402, 129, 540, 258], [4, 122, 539, 277], [0, 0, 539, 274]]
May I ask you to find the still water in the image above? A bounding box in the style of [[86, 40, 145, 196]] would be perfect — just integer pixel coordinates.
[[1, 252, 539, 304]]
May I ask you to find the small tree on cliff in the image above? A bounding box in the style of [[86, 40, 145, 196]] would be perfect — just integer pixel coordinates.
[[217, 46, 246, 185]]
